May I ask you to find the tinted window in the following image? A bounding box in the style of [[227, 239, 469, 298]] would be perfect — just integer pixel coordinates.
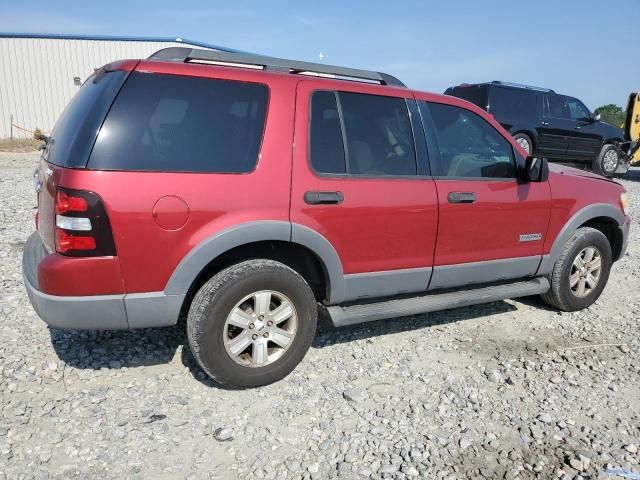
[[546, 95, 568, 119], [339, 92, 416, 176], [310, 91, 346, 174], [426, 102, 516, 178], [567, 97, 590, 120], [489, 87, 537, 117], [446, 85, 488, 109], [45, 70, 128, 168], [88, 72, 268, 173]]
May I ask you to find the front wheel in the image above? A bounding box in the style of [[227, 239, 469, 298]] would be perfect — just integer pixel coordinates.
[[541, 227, 612, 311], [593, 144, 620, 178], [187, 259, 318, 388]]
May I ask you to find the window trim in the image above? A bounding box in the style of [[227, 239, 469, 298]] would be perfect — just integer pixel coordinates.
[[306, 89, 426, 180], [420, 100, 519, 181]]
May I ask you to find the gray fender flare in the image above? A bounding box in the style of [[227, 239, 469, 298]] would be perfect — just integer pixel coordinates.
[[537, 203, 624, 275], [164, 221, 346, 303]]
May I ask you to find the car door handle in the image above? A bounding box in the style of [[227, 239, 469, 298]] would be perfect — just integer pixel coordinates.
[[574, 125, 581, 129], [448, 192, 476, 204], [541, 121, 549, 126], [304, 191, 344, 205]]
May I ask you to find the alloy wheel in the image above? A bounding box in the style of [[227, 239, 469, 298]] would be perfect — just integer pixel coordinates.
[[569, 247, 602, 298], [223, 290, 298, 367]]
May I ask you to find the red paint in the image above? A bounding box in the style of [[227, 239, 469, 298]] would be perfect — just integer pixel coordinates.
[[33, 58, 628, 298], [290, 81, 438, 274], [37, 254, 124, 296], [152, 196, 189, 231]]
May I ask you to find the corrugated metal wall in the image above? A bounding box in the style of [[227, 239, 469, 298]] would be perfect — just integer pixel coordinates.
[[0, 37, 206, 138]]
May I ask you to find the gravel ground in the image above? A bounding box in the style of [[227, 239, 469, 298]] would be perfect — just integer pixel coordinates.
[[1, 151, 638, 480]]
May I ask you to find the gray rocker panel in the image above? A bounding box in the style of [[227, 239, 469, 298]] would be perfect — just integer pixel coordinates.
[[429, 256, 541, 291]]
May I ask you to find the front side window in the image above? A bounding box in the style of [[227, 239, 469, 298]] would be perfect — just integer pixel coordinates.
[[546, 95, 568, 119], [425, 102, 516, 179], [567, 97, 591, 121], [88, 72, 268, 173], [309, 91, 417, 176]]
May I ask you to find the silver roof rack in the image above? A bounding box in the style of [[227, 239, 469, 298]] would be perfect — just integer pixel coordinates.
[[149, 47, 406, 88]]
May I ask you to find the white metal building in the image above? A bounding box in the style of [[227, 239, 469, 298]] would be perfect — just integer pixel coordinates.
[[0, 33, 235, 138]]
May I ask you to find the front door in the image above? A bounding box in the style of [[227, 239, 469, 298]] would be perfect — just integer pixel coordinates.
[[290, 81, 439, 304], [418, 99, 551, 290], [564, 96, 603, 160], [538, 94, 573, 160]]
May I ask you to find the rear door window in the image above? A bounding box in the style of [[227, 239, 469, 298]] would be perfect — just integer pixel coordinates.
[[88, 72, 268, 173], [489, 87, 537, 117], [546, 95, 569, 119], [309, 91, 417, 176]]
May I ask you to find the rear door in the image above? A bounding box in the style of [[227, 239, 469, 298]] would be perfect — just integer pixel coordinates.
[[290, 81, 438, 303], [418, 99, 551, 290], [564, 96, 603, 160], [539, 94, 572, 159]]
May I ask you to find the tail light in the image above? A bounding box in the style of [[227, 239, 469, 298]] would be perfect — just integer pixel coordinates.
[[54, 187, 116, 257]]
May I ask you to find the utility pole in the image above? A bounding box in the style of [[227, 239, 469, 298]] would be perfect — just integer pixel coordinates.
[[10, 114, 13, 140]]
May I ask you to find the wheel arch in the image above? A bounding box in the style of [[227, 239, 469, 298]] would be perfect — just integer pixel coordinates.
[[164, 221, 346, 308], [538, 204, 624, 275]]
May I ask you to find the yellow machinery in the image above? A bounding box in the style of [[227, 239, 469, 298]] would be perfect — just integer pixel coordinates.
[[624, 92, 640, 165]]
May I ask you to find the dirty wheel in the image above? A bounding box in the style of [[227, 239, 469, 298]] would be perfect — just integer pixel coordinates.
[[541, 227, 612, 311], [187, 259, 317, 388]]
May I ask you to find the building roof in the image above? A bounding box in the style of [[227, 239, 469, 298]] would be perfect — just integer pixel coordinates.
[[0, 32, 241, 53]]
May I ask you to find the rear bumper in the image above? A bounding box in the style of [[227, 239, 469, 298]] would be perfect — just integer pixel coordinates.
[[22, 233, 184, 330]]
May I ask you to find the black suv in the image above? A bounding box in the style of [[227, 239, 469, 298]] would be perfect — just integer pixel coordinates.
[[445, 81, 628, 177]]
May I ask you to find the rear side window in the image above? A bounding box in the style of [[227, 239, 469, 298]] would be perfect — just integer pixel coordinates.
[[309, 91, 417, 176], [88, 72, 268, 173], [445, 85, 488, 109], [45, 70, 129, 168], [424, 102, 516, 179], [489, 87, 537, 117]]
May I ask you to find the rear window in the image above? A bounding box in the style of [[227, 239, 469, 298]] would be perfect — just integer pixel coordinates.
[[88, 72, 268, 173], [445, 85, 488, 110], [44, 70, 129, 168], [489, 87, 537, 117]]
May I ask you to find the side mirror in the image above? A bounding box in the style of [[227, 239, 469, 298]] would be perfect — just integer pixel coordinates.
[[593, 113, 601, 122], [521, 156, 549, 183]]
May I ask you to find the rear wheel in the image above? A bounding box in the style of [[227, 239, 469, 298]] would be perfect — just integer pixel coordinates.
[[187, 259, 317, 388], [513, 133, 533, 155], [541, 227, 612, 311], [593, 144, 619, 178]]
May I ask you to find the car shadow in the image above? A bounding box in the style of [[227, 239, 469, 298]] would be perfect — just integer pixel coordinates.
[[621, 168, 640, 182], [50, 298, 521, 389], [311, 299, 518, 349]]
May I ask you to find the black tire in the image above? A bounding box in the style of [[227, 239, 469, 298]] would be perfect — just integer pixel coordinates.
[[513, 133, 533, 155], [540, 227, 612, 312], [187, 259, 317, 388], [593, 144, 620, 178]]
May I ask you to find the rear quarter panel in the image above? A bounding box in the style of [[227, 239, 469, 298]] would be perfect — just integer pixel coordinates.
[[58, 62, 297, 293]]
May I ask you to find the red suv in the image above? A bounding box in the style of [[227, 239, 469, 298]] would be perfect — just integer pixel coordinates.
[[23, 48, 630, 388]]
